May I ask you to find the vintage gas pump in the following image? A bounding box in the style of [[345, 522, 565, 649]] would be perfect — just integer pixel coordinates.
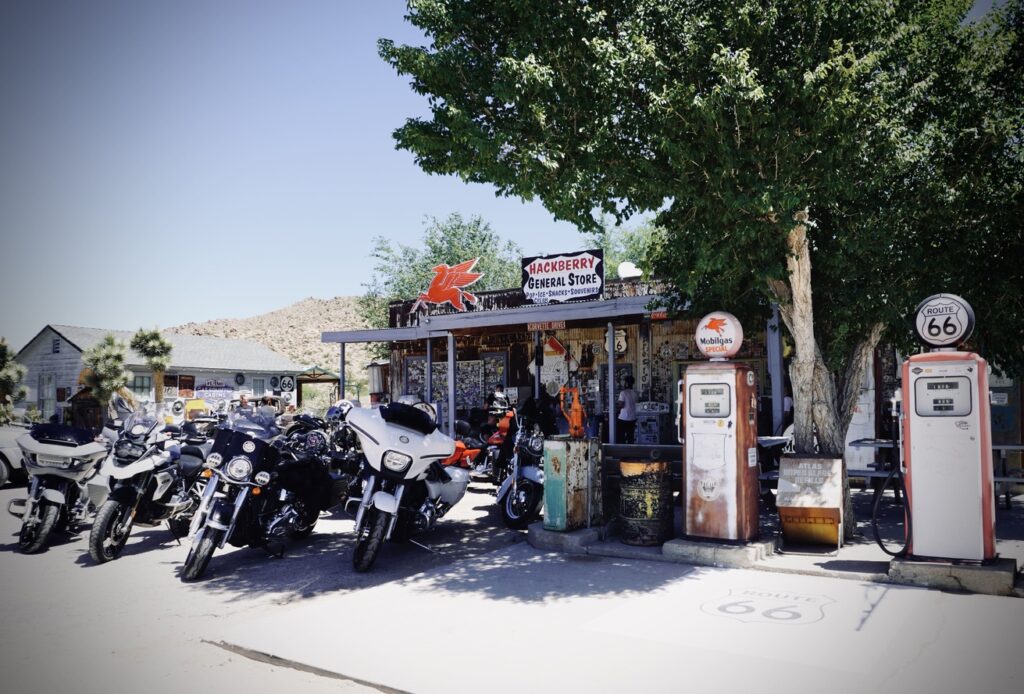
[[678, 312, 760, 541], [901, 293, 996, 561]]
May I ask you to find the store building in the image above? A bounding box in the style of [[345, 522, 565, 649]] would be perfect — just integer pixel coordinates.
[[323, 255, 788, 445], [17, 325, 305, 420]]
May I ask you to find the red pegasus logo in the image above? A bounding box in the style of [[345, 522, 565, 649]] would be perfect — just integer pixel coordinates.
[[412, 258, 483, 312], [705, 317, 728, 335]]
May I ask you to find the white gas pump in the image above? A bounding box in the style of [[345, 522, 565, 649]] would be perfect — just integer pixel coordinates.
[[900, 293, 996, 561], [677, 312, 760, 542]]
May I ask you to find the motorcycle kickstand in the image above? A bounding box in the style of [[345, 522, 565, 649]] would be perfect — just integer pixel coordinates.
[[166, 521, 182, 545], [408, 538, 437, 554]]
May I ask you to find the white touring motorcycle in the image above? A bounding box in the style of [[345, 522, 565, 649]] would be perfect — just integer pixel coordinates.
[[9, 423, 110, 553], [345, 402, 470, 572]]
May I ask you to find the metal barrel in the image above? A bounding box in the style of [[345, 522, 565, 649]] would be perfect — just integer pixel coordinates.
[[618, 461, 673, 546]]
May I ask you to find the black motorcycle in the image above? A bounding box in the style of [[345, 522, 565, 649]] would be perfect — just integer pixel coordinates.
[[87, 411, 207, 563], [180, 410, 338, 581]]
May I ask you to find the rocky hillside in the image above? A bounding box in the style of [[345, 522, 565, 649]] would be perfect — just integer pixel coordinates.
[[169, 297, 372, 382]]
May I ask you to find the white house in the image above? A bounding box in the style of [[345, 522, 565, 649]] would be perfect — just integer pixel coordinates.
[[17, 325, 305, 420]]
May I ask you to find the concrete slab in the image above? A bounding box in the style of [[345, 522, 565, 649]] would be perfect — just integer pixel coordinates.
[[889, 557, 1019, 596], [216, 543, 1024, 694], [526, 522, 598, 552], [662, 537, 777, 568]]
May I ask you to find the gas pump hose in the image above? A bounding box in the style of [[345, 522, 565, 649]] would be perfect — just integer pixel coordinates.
[[870, 465, 911, 558]]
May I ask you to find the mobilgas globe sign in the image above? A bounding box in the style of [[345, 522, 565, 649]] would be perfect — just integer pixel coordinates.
[[695, 311, 743, 359], [521, 249, 604, 304]]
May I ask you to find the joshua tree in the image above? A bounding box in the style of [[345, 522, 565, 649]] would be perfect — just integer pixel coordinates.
[[81, 335, 132, 409], [0, 338, 28, 425], [130, 329, 173, 411]]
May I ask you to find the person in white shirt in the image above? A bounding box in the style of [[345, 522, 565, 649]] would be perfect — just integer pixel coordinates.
[[617, 376, 638, 444]]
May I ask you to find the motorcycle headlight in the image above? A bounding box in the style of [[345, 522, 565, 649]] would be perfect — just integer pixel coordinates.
[[206, 453, 223, 468], [528, 435, 544, 455], [226, 456, 253, 481], [130, 424, 148, 437], [382, 450, 412, 473]]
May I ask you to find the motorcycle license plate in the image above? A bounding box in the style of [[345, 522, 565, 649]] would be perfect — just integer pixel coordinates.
[[36, 455, 69, 468]]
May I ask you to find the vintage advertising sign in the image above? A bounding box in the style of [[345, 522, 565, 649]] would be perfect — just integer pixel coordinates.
[[777, 457, 844, 548], [521, 249, 604, 304], [411, 258, 483, 313], [540, 336, 568, 396], [914, 293, 974, 348], [695, 311, 743, 359]]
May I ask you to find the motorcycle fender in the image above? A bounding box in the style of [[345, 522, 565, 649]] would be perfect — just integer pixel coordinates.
[[86, 471, 111, 508], [371, 491, 398, 515], [206, 499, 236, 530], [40, 487, 65, 505], [109, 457, 157, 481], [522, 465, 544, 485], [496, 476, 513, 501]]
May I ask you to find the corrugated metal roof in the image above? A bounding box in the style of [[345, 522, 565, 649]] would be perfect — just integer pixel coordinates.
[[49, 325, 305, 373]]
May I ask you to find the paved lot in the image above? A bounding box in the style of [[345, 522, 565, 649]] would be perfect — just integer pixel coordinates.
[[0, 480, 519, 694], [3, 478, 1023, 694]]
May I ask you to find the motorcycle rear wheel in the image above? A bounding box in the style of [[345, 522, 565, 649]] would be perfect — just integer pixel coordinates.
[[18, 501, 59, 554], [352, 509, 387, 573], [89, 499, 134, 564], [500, 480, 543, 530], [182, 526, 223, 581]]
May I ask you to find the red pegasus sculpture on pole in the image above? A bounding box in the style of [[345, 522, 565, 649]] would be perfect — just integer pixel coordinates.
[[411, 258, 483, 313]]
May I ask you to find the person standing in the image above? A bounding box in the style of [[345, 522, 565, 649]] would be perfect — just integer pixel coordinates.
[[617, 376, 638, 444]]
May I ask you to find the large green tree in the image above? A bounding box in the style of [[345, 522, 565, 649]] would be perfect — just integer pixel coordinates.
[[381, 0, 1021, 536], [357, 212, 523, 333]]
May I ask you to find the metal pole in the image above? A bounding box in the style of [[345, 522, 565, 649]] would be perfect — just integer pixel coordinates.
[[339, 343, 346, 402], [608, 322, 617, 444], [425, 337, 433, 404], [533, 331, 541, 400], [767, 303, 785, 434], [447, 332, 456, 437]]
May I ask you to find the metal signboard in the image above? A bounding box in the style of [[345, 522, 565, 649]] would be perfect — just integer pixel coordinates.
[[521, 249, 604, 304]]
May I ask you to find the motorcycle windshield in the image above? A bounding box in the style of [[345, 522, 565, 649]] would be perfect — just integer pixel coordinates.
[[122, 412, 161, 440], [219, 410, 279, 439]]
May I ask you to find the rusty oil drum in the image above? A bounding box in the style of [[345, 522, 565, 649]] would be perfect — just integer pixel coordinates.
[[619, 461, 673, 546]]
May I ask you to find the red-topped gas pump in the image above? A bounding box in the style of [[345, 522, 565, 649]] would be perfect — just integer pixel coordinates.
[[678, 312, 760, 542], [900, 293, 996, 561]]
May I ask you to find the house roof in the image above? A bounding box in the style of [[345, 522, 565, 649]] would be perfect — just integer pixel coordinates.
[[42, 325, 305, 374]]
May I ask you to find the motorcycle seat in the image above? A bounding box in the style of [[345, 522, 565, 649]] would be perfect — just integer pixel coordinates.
[[178, 452, 205, 477]]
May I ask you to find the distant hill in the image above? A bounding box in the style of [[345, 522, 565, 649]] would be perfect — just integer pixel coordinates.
[[169, 297, 372, 385]]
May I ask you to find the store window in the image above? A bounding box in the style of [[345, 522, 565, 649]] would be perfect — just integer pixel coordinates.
[[252, 378, 265, 396], [131, 375, 152, 397]]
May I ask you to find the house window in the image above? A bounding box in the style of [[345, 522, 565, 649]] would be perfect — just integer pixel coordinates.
[[38, 374, 56, 419], [252, 378, 266, 396], [52, 338, 60, 354], [131, 375, 152, 397]]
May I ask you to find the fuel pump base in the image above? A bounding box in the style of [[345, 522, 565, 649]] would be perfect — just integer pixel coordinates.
[[889, 556, 1018, 597]]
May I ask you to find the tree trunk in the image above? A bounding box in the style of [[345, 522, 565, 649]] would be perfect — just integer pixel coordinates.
[[153, 370, 164, 404], [768, 211, 887, 542]]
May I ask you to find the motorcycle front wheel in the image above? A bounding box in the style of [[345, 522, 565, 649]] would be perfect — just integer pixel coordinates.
[[89, 499, 134, 564], [18, 501, 59, 554], [181, 526, 223, 581], [352, 509, 388, 573], [500, 480, 543, 530]]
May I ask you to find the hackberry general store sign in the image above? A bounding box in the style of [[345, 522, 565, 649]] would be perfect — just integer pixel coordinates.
[[521, 249, 604, 305]]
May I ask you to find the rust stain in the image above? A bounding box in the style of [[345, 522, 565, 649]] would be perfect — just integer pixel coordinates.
[[551, 455, 561, 475]]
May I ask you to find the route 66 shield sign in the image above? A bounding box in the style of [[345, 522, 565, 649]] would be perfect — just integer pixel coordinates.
[[914, 293, 974, 348], [701, 588, 834, 625]]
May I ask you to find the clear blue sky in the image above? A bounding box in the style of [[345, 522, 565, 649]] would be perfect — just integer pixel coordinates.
[[0, 1, 590, 351]]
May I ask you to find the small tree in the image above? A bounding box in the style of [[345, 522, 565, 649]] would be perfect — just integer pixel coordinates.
[[0, 338, 28, 425], [81, 335, 132, 409], [130, 329, 173, 409], [580, 220, 665, 280]]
